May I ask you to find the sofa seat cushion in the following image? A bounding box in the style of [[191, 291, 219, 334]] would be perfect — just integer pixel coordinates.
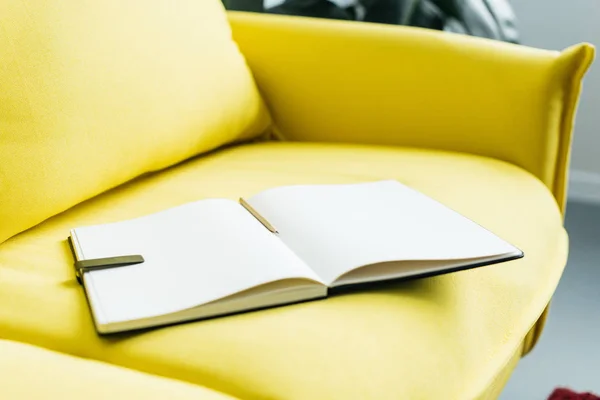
[[0, 339, 236, 399], [0, 142, 567, 400]]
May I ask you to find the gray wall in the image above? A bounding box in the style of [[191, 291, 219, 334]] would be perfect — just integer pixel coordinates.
[[508, 0, 600, 176]]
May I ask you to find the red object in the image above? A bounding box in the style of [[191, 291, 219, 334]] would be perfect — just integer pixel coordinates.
[[549, 388, 600, 400]]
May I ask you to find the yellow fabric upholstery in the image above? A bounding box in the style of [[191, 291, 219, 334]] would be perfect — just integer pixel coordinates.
[[0, 143, 570, 399], [0, 339, 237, 399], [0, 1, 270, 244], [0, 5, 594, 398], [228, 12, 594, 212]]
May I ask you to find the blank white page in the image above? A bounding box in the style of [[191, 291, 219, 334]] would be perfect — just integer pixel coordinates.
[[72, 199, 321, 326], [248, 181, 519, 285]]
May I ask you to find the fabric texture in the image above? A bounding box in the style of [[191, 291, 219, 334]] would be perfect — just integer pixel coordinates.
[[0, 142, 570, 399], [0, 7, 594, 399], [0, 339, 237, 399], [0, 0, 270, 244], [228, 12, 594, 214], [549, 388, 600, 400]]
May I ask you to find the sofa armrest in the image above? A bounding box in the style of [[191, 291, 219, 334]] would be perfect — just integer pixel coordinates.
[[228, 11, 593, 212]]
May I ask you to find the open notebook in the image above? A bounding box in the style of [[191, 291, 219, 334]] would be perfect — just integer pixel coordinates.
[[69, 180, 523, 334]]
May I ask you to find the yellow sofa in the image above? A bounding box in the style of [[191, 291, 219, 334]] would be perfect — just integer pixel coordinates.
[[0, 0, 594, 399]]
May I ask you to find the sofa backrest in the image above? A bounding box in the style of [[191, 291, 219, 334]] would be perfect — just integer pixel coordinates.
[[0, 0, 270, 244]]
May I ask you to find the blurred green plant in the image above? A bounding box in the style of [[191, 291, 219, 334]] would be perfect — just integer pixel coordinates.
[[221, 0, 519, 43], [221, 0, 264, 12]]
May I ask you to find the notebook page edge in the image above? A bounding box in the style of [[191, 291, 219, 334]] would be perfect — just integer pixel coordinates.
[[331, 250, 524, 288]]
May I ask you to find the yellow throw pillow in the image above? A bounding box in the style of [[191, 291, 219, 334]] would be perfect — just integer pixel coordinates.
[[0, 0, 270, 244]]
